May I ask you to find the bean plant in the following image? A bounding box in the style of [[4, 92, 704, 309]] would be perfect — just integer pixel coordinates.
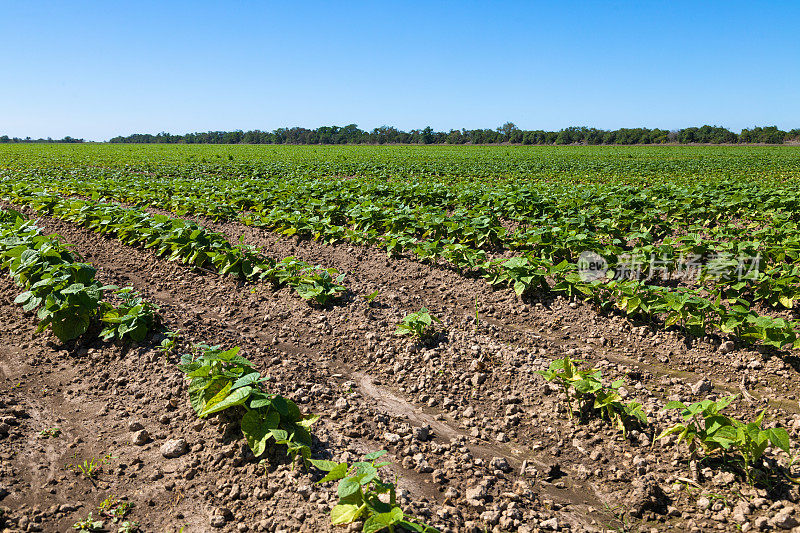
[[657, 396, 792, 485], [310, 450, 439, 533]]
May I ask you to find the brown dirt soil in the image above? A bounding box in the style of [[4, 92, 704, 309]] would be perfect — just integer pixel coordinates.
[[3, 203, 800, 533]]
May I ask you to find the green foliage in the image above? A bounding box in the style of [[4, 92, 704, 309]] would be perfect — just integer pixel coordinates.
[[177, 345, 319, 461], [0, 212, 158, 342], [395, 307, 441, 339], [98, 495, 133, 524], [99, 124, 791, 145], [159, 329, 181, 358], [363, 290, 380, 303], [2, 146, 800, 351], [488, 256, 548, 296], [72, 513, 104, 532], [536, 355, 647, 435], [117, 522, 139, 533], [69, 454, 113, 479], [0, 194, 348, 304], [657, 396, 792, 485], [310, 450, 439, 533], [99, 288, 160, 342], [38, 427, 61, 438], [293, 267, 346, 305]]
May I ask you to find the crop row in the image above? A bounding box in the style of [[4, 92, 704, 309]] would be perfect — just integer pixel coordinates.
[[0, 209, 158, 342], [176, 343, 438, 533], [6, 165, 799, 271], [0, 188, 347, 305], [2, 152, 800, 350], [4, 180, 796, 351], [539, 354, 793, 486], [3, 144, 800, 184], [9, 164, 800, 300]]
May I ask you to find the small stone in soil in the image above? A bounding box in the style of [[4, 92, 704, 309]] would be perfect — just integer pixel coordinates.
[[132, 429, 150, 446], [161, 438, 189, 458]]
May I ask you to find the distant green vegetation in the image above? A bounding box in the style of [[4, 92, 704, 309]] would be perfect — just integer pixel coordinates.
[[101, 123, 799, 145], [4, 123, 799, 145], [2, 143, 800, 183], [3, 143, 800, 354]]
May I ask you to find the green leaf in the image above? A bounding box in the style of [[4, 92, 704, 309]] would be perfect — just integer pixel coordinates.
[[296, 414, 320, 428], [248, 392, 273, 409], [285, 398, 301, 422], [14, 291, 32, 305], [318, 462, 348, 483], [231, 371, 262, 390], [271, 396, 289, 417], [51, 313, 91, 341], [337, 477, 362, 499], [308, 459, 339, 472], [199, 385, 253, 417], [766, 428, 791, 455], [364, 450, 388, 461], [656, 424, 687, 442], [330, 503, 364, 525], [269, 429, 288, 441], [363, 507, 404, 533], [241, 409, 270, 457]]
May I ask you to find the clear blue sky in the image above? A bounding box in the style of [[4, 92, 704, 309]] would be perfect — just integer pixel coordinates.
[[2, 1, 798, 141]]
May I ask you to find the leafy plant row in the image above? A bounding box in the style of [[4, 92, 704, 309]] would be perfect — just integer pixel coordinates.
[[177, 344, 319, 462], [57, 190, 800, 347], [176, 344, 438, 533], [539, 354, 793, 486], [18, 164, 800, 312], [428, 249, 800, 350], [0, 209, 158, 342], [0, 189, 346, 305], [560, 272, 800, 350], [384, 250, 799, 350], [3, 165, 799, 347]]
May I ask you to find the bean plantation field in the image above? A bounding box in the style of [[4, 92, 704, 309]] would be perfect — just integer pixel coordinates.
[[2, 144, 800, 532]]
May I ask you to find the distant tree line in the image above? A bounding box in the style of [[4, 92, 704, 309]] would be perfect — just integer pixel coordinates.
[[107, 124, 800, 145], [0, 135, 85, 143], [3, 126, 799, 145]]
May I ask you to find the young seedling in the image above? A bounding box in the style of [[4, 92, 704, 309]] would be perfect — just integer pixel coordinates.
[[77, 458, 102, 479], [396, 308, 441, 340], [657, 395, 792, 485], [117, 521, 140, 533], [38, 427, 61, 438], [159, 329, 182, 359], [536, 354, 647, 436], [69, 454, 114, 480], [294, 266, 347, 305], [99, 287, 160, 342], [535, 354, 589, 420], [257, 459, 270, 478], [98, 495, 133, 524], [72, 513, 104, 532], [363, 290, 380, 304], [310, 450, 439, 533]]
